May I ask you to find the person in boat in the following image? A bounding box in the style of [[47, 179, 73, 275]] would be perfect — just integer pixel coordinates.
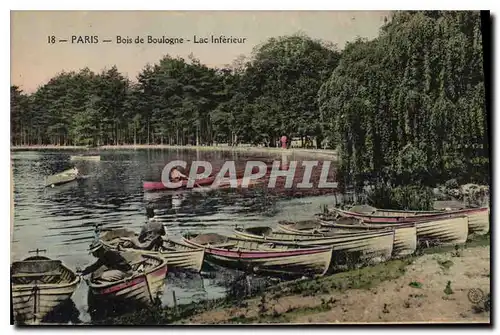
[[138, 208, 166, 248], [169, 166, 188, 182], [77, 240, 133, 281], [120, 208, 166, 251]]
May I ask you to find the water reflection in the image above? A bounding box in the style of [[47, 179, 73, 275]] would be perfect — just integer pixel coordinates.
[[42, 299, 81, 324], [87, 289, 153, 323]]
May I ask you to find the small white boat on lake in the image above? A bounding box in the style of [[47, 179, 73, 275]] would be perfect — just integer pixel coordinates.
[[44, 167, 79, 188], [69, 155, 100, 161]]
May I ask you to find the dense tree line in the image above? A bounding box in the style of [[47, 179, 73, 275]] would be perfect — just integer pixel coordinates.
[[11, 33, 340, 148], [11, 11, 488, 193]]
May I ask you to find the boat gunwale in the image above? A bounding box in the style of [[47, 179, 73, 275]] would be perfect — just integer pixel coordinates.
[[11, 257, 81, 290], [143, 178, 264, 191], [203, 244, 334, 277], [100, 239, 205, 272], [334, 207, 487, 221], [182, 235, 334, 258], [100, 233, 205, 255], [317, 220, 418, 229], [234, 226, 397, 241]]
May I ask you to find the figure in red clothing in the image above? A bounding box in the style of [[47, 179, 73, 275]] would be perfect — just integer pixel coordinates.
[[280, 135, 288, 149]]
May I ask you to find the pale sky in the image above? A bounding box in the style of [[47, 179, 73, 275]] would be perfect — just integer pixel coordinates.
[[11, 11, 389, 93]]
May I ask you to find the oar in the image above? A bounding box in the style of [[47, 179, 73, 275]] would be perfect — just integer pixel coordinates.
[[182, 176, 210, 191], [190, 179, 210, 191]]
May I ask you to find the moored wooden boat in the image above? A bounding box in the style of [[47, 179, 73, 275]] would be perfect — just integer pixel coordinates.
[[413, 216, 469, 246], [321, 222, 416, 258], [44, 168, 79, 188], [144, 179, 214, 191], [280, 220, 417, 258], [70, 155, 100, 161], [341, 204, 442, 217], [143, 165, 272, 191], [143, 176, 263, 192], [321, 215, 468, 247], [331, 205, 489, 235], [277, 218, 362, 235], [461, 208, 490, 235], [235, 226, 340, 240], [11, 253, 80, 324], [100, 228, 205, 273], [182, 233, 333, 277], [233, 227, 395, 264], [86, 252, 167, 306]]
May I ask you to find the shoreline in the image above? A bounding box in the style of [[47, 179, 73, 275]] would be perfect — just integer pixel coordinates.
[[10, 144, 338, 159], [96, 235, 490, 325]]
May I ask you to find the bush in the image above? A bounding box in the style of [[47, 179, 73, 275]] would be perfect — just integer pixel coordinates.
[[444, 179, 459, 189], [366, 183, 434, 210]]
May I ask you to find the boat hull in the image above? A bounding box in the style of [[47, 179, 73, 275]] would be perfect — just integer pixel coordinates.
[[143, 166, 272, 191], [12, 282, 79, 324], [88, 255, 167, 306], [11, 256, 80, 324], [105, 245, 205, 273], [466, 209, 490, 235], [234, 228, 395, 265], [160, 248, 205, 273], [143, 178, 262, 191], [182, 237, 333, 277], [100, 230, 205, 273], [44, 170, 78, 187], [324, 216, 468, 246], [143, 179, 212, 191], [333, 206, 489, 235], [313, 222, 417, 258], [415, 216, 469, 245]]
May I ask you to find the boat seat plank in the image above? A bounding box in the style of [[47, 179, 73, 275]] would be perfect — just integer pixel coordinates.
[[13, 260, 61, 264], [12, 271, 62, 278]]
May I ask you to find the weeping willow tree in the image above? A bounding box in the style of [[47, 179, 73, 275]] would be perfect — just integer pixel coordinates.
[[318, 11, 487, 205]]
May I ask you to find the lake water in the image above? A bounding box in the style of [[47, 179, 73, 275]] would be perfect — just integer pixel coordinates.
[[11, 149, 340, 323]]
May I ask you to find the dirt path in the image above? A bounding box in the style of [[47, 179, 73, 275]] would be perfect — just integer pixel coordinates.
[[180, 245, 490, 324]]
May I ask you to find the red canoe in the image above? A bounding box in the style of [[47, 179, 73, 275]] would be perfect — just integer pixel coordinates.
[[144, 177, 214, 191], [143, 177, 264, 191], [143, 165, 274, 191]]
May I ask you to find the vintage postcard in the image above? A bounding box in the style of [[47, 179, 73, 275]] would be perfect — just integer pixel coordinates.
[[10, 10, 491, 325]]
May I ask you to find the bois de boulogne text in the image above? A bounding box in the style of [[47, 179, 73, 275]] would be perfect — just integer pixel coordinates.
[[47, 35, 248, 45]]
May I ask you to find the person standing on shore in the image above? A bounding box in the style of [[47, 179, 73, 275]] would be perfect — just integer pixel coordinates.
[[280, 135, 288, 149]]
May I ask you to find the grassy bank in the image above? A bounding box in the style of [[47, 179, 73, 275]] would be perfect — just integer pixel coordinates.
[[10, 144, 338, 159], [95, 234, 490, 325]]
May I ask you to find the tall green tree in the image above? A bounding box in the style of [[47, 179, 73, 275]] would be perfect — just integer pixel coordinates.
[[318, 11, 487, 190]]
